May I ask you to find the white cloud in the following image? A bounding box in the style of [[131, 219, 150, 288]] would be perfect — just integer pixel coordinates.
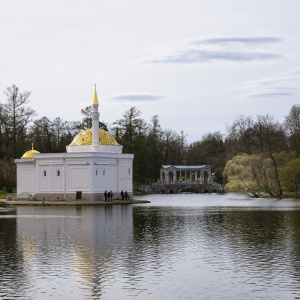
[[238, 68, 300, 98], [149, 34, 283, 64], [110, 93, 167, 102]]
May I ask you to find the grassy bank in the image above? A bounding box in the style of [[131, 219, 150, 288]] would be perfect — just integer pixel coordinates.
[[0, 191, 7, 200], [133, 189, 148, 196]]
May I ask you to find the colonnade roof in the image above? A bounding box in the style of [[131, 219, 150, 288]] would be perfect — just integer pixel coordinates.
[[161, 165, 211, 170]]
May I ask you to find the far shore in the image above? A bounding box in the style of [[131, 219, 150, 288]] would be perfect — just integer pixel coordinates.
[[0, 199, 150, 206]]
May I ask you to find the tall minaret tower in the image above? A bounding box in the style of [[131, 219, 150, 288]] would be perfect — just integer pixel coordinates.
[[91, 84, 100, 152]]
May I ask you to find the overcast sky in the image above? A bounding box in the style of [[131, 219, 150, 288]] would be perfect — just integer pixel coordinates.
[[1, 0, 300, 143]]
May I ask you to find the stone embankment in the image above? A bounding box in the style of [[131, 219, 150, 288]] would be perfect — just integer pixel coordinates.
[[150, 181, 224, 194], [0, 199, 150, 206]]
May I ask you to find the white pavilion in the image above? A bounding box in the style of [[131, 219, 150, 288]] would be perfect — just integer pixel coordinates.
[[15, 87, 134, 201]]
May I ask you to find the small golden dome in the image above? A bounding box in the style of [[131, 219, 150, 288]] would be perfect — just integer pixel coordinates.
[[69, 129, 119, 146], [21, 144, 41, 159]]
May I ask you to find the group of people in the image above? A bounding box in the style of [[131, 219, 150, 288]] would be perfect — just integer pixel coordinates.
[[104, 190, 130, 201], [104, 190, 113, 202], [120, 190, 130, 201]]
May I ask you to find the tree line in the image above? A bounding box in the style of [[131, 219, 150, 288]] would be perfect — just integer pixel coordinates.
[[1, 84, 299, 198]]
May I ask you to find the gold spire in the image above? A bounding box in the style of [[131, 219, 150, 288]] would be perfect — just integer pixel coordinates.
[[92, 84, 99, 105]]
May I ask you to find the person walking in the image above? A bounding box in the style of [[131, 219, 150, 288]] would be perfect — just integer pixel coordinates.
[[124, 190, 128, 201], [104, 190, 108, 202], [121, 190, 124, 200], [110, 190, 113, 201], [107, 191, 111, 201]]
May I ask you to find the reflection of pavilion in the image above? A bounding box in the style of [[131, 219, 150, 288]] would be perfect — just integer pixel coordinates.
[[152, 165, 222, 193], [15, 205, 134, 299], [160, 165, 212, 184]]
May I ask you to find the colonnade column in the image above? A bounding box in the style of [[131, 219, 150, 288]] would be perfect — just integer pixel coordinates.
[[174, 171, 177, 182]]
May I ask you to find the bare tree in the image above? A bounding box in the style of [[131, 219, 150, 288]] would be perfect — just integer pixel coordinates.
[[0, 84, 36, 192], [1, 84, 36, 158], [284, 104, 300, 155], [226, 114, 287, 198]]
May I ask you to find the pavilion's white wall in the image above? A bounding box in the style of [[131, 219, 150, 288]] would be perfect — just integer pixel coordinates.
[[15, 150, 134, 200], [105, 164, 118, 193], [17, 163, 35, 195], [38, 165, 50, 191], [52, 165, 64, 191], [67, 165, 90, 192], [117, 160, 133, 192], [94, 164, 109, 192], [36, 163, 65, 193]]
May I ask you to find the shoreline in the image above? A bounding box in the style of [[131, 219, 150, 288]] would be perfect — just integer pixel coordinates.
[[0, 199, 150, 206]]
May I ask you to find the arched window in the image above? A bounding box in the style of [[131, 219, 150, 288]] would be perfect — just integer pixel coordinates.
[[57, 170, 60, 177], [103, 169, 106, 176], [128, 168, 131, 175], [96, 169, 98, 176], [43, 170, 47, 177]]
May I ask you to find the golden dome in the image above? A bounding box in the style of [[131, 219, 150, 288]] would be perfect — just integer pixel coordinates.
[[69, 129, 119, 146], [21, 144, 41, 159]]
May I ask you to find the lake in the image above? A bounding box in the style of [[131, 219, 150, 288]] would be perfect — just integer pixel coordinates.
[[1, 193, 300, 299]]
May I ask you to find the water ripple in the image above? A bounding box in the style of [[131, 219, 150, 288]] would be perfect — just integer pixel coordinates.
[[1, 196, 300, 299]]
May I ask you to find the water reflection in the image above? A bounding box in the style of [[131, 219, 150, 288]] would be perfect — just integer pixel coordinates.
[[0, 213, 26, 299], [201, 209, 300, 291], [5, 205, 133, 299], [131, 195, 300, 299], [0, 195, 300, 299]]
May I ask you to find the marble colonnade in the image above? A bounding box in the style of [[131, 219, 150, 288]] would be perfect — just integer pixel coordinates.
[[160, 165, 212, 184]]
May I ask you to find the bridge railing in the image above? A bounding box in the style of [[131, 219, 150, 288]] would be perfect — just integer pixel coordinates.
[[152, 181, 213, 186], [151, 181, 222, 190]]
